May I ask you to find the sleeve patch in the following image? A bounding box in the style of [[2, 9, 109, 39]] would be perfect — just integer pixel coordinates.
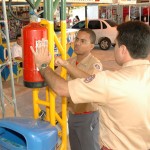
[[93, 63, 101, 70], [84, 74, 95, 83]]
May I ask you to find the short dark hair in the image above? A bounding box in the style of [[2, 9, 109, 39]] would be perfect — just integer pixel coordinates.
[[78, 28, 96, 44], [75, 15, 80, 21], [116, 21, 150, 59], [16, 34, 21, 39]]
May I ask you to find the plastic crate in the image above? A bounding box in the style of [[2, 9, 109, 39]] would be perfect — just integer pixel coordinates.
[[0, 117, 58, 150]]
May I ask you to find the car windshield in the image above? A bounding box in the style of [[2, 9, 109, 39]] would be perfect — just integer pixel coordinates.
[[105, 20, 117, 27], [72, 21, 85, 29]]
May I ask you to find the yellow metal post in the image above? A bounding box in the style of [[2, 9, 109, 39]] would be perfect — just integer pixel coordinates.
[[33, 88, 40, 119], [60, 18, 67, 150]]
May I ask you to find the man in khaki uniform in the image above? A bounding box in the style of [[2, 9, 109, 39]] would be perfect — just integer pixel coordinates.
[[31, 21, 150, 149], [55, 28, 102, 150]]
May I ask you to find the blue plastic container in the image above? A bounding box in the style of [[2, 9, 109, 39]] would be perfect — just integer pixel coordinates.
[[0, 117, 58, 150]]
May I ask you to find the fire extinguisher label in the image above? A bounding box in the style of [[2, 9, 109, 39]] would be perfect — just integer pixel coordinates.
[[35, 38, 48, 52], [35, 38, 48, 71]]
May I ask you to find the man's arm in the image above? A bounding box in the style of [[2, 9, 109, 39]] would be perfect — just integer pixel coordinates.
[[40, 67, 70, 97], [55, 57, 90, 78], [30, 45, 70, 97], [11, 45, 22, 60]]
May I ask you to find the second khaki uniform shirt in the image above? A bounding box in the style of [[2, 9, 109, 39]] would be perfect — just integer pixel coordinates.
[[68, 53, 102, 114]]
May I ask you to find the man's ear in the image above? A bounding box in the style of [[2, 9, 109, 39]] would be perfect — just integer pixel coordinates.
[[90, 44, 95, 50], [120, 44, 132, 62], [120, 45, 128, 55]]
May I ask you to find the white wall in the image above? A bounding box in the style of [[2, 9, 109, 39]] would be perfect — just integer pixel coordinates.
[[72, 5, 98, 21], [87, 5, 99, 19], [72, 7, 85, 21]]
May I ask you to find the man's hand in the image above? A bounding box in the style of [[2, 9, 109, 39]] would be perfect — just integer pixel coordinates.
[[30, 41, 51, 69], [55, 56, 69, 68]]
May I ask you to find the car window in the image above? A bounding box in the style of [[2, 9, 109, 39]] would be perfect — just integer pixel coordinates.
[[88, 20, 100, 29], [105, 20, 117, 27], [102, 22, 107, 29], [72, 21, 85, 29]]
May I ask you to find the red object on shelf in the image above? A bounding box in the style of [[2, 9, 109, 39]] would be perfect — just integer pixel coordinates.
[[143, 7, 150, 16], [22, 22, 48, 88]]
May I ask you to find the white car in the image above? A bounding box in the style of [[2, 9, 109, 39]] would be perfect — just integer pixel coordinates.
[[71, 19, 118, 50]]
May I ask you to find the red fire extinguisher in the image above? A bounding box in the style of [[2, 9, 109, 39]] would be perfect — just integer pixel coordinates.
[[22, 22, 48, 88]]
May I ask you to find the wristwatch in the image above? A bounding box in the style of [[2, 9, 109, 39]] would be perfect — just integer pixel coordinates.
[[39, 64, 48, 71]]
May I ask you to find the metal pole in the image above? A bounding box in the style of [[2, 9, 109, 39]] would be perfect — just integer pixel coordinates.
[[139, 6, 141, 21], [2, 0, 17, 116], [129, 5, 131, 21], [47, 0, 53, 21], [148, 6, 149, 24], [35, 0, 42, 9], [53, 0, 60, 14], [0, 66, 5, 118], [43, 0, 48, 19], [85, 6, 88, 28], [60, 0, 67, 149]]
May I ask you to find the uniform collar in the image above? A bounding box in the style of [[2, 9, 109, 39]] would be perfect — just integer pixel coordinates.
[[76, 53, 92, 66], [123, 59, 150, 68]]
